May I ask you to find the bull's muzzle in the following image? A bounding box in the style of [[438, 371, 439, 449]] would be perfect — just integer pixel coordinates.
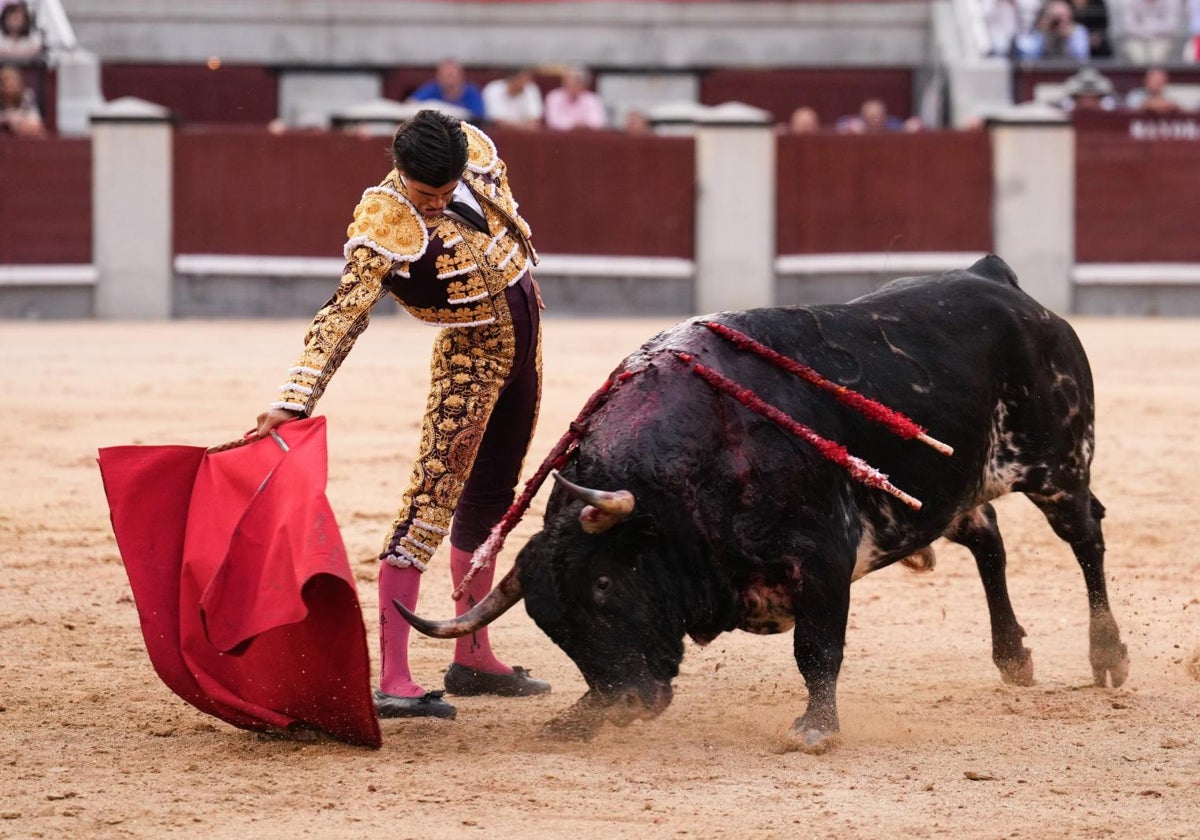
[[392, 567, 523, 638]]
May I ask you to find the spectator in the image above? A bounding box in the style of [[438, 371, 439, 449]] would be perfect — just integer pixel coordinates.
[[1070, 0, 1113, 58], [543, 66, 607, 131], [481, 68, 543, 130], [786, 106, 821, 134], [836, 99, 920, 133], [1189, 0, 1200, 61], [0, 1, 42, 62], [1058, 65, 1118, 111], [981, 0, 1025, 56], [623, 108, 652, 135], [1115, 0, 1184, 65], [1015, 0, 1091, 59], [0, 62, 44, 136], [411, 58, 486, 121], [1124, 66, 1185, 113], [1187, 0, 1200, 60]]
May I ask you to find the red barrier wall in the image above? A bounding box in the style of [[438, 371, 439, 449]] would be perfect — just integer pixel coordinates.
[[1074, 111, 1200, 263], [776, 130, 993, 254], [24, 120, 1200, 271], [173, 128, 393, 256], [102, 64, 279, 125], [701, 68, 915, 127], [0, 136, 91, 263], [172, 127, 696, 260], [486, 128, 694, 258]]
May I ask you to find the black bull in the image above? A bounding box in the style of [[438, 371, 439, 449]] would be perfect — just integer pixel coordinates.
[[398, 255, 1130, 752]]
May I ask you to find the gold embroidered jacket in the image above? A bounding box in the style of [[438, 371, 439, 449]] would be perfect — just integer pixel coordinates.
[[271, 123, 537, 415]]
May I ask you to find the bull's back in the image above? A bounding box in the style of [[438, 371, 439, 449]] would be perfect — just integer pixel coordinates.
[[581, 257, 1090, 532]]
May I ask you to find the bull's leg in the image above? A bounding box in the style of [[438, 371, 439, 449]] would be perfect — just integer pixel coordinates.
[[1027, 491, 1129, 687], [945, 504, 1033, 686], [788, 580, 849, 754]]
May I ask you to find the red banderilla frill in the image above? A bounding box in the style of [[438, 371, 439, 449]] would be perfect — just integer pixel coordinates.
[[676, 352, 923, 510], [451, 370, 638, 600], [702, 321, 953, 457]]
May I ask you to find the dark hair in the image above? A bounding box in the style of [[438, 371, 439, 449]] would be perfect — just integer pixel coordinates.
[[391, 109, 468, 186], [2, 2, 33, 37]]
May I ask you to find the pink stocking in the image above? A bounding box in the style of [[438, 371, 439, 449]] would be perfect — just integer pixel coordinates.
[[377, 561, 425, 697], [451, 545, 512, 674]]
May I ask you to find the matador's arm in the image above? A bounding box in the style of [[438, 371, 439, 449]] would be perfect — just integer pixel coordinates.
[[270, 247, 391, 416]]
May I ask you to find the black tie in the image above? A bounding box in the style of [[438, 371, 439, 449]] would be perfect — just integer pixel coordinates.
[[447, 200, 490, 234]]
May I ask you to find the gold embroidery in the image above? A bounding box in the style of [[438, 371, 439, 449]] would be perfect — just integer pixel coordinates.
[[345, 188, 426, 260], [436, 249, 478, 279], [278, 247, 389, 413], [382, 312, 518, 562], [462, 122, 499, 173]]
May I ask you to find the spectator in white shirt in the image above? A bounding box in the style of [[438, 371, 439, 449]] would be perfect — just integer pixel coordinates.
[[482, 68, 544, 131], [1115, 0, 1184, 64], [0, 1, 43, 62], [544, 66, 607, 131]]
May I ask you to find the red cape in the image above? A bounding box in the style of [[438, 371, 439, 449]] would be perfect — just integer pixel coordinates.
[[97, 417, 381, 748]]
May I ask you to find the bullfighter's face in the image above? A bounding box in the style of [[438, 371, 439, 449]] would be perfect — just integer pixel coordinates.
[[401, 174, 458, 218], [517, 521, 682, 739]]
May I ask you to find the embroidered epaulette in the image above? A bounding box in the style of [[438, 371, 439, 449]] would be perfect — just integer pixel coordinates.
[[462, 122, 499, 175], [344, 186, 429, 264]]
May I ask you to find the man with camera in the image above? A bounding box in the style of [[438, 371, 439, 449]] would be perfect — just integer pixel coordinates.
[[1016, 0, 1092, 59]]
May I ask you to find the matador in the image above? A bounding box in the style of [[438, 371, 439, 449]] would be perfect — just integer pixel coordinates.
[[255, 110, 550, 720]]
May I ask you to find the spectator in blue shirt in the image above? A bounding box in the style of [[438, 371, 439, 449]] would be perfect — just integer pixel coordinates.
[[1016, 0, 1091, 60], [411, 59, 486, 121]]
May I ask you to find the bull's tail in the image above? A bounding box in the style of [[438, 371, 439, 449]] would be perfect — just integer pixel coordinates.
[[969, 254, 1020, 288]]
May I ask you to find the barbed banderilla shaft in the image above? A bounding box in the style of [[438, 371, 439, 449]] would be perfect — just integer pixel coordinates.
[[702, 321, 953, 457], [676, 352, 923, 511]]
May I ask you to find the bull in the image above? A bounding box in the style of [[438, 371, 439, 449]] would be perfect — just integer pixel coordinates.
[[397, 255, 1129, 753]]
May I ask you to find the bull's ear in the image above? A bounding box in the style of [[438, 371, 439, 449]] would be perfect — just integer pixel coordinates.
[[551, 471, 635, 534]]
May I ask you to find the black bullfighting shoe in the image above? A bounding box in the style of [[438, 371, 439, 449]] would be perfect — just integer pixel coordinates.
[[373, 688, 457, 720], [443, 663, 551, 697]]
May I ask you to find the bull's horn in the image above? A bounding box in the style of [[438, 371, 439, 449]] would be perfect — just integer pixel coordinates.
[[393, 567, 523, 638], [551, 471, 636, 534]]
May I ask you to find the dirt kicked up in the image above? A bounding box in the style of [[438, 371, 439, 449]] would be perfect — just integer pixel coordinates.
[[2, 315, 1198, 839]]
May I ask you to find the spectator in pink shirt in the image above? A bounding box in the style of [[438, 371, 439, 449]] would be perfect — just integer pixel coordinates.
[[544, 66, 607, 131]]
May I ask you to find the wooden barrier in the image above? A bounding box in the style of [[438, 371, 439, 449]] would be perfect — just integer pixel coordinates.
[[172, 128, 389, 257], [11, 118, 1200, 280], [775, 130, 993, 255], [172, 126, 695, 260], [488, 127, 694, 258], [1074, 110, 1200, 263], [101, 64, 279, 125], [0, 136, 91, 263], [701, 68, 915, 128]]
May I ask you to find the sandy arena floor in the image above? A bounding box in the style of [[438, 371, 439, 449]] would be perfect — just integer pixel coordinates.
[[1, 311, 1198, 839]]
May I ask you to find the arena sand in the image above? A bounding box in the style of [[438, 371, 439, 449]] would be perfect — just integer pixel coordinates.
[[1, 314, 1198, 839]]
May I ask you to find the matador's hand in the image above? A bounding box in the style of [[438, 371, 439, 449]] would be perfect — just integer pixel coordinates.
[[251, 407, 302, 439]]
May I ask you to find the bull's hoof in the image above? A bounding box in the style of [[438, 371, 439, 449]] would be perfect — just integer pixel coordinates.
[[997, 648, 1035, 686], [786, 723, 840, 755], [1091, 642, 1130, 688]]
